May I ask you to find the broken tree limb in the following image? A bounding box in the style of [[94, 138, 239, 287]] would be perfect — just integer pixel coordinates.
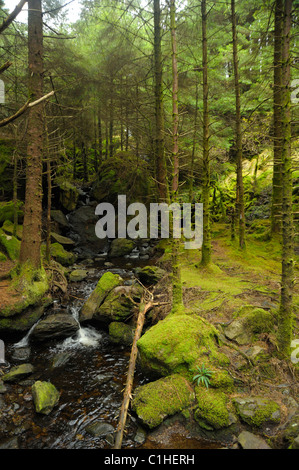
[[0, 61, 13, 75], [0, 0, 28, 35], [113, 296, 154, 449], [0, 90, 54, 128]]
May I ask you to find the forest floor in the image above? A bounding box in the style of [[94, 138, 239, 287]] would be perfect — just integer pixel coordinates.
[[175, 222, 299, 413]]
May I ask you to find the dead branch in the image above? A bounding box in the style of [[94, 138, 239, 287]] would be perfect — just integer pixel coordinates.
[[0, 0, 28, 35], [113, 295, 154, 449], [0, 91, 55, 128], [0, 61, 12, 75]]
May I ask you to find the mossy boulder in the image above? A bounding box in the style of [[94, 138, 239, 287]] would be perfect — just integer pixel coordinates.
[[224, 307, 274, 345], [0, 297, 51, 332], [0, 228, 20, 260], [56, 179, 79, 212], [0, 201, 23, 224], [109, 321, 134, 346], [0, 252, 7, 262], [2, 363, 34, 383], [2, 220, 23, 239], [134, 266, 167, 285], [233, 397, 281, 427], [80, 272, 122, 322], [131, 374, 195, 429], [194, 387, 231, 430], [50, 232, 75, 246], [32, 381, 60, 415], [94, 284, 142, 324], [137, 313, 230, 380], [47, 243, 76, 267], [69, 269, 87, 282], [109, 238, 135, 258]]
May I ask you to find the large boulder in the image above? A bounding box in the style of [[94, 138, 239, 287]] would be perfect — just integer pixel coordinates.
[[31, 313, 79, 342], [109, 322, 134, 346], [94, 284, 141, 324], [109, 238, 135, 258], [68, 205, 108, 255], [80, 272, 122, 322], [47, 243, 76, 267], [137, 313, 230, 380], [131, 374, 195, 429], [223, 307, 274, 345], [0, 297, 51, 333], [134, 266, 166, 285], [194, 387, 231, 430], [56, 179, 79, 212], [32, 381, 60, 415]]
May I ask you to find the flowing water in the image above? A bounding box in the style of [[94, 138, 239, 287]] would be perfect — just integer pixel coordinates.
[[2, 257, 221, 450]]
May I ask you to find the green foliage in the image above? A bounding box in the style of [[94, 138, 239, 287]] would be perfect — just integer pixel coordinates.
[[192, 364, 214, 389]]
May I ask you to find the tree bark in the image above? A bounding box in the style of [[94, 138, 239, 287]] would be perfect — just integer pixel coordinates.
[[271, 0, 283, 235], [201, 0, 211, 266], [278, 0, 294, 358], [19, 0, 44, 270], [231, 0, 246, 250], [154, 0, 169, 202]]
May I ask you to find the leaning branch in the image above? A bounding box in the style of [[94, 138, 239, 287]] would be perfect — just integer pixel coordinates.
[[0, 0, 28, 35], [113, 295, 154, 449], [0, 91, 54, 128], [0, 61, 12, 75]]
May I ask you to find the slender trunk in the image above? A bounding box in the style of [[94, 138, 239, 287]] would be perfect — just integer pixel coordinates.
[[278, 0, 294, 358], [189, 80, 199, 203], [98, 107, 103, 167], [45, 117, 51, 264], [19, 0, 43, 270], [13, 151, 18, 237], [73, 132, 77, 179], [170, 0, 182, 310], [154, 0, 169, 202], [231, 0, 246, 250], [271, 0, 283, 235], [109, 79, 114, 158], [201, 0, 211, 266]]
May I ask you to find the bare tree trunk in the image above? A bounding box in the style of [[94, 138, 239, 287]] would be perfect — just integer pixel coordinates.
[[231, 0, 246, 250], [154, 0, 169, 202], [271, 0, 283, 235], [278, 0, 294, 358], [19, 0, 44, 270], [201, 0, 211, 266]]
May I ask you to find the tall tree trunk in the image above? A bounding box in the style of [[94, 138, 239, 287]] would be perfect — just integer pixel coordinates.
[[19, 0, 43, 270], [170, 0, 182, 310], [231, 0, 246, 250], [201, 0, 211, 266], [271, 0, 283, 235], [154, 0, 169, 202], [278, 0, 294, 358], [98, 106, 103, 167], [189, 79, 199, 203]]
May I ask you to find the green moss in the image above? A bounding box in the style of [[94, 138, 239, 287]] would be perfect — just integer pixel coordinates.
[[131, 374, 195, 429], [0, 228, 20, 260], [0, 251, 7, 262], [233, 397, 281, 427], [80, 271, 122, 321], [2, 220, 23, 239], [195, 387, 230, 430], [55, 178, 79, 212], [109, 321, 134, 346], [137, 313, 230, 379], [44, 243, 76, 267], [32, 381, 60, 415], [0, 200, 23, 224]]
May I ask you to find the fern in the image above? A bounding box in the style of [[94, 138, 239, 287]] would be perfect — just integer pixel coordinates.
[[192, 364, 214, 389]]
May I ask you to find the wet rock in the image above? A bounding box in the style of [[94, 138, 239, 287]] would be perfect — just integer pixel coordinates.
[[233, 397, 281, 427], [85, 421, 114, 437], [2, 363, 34, 383], [238, 431, 271, 449], [51, 351, 73, 369], [134, 425, 147, 445], [109, 238, 135, 258], [31, 313, 79, 342], [69, 269, 88, 282], [50, 210, 69, 228], [32, 380, 60, 415], [93, 373, 114, 386], [51, 232, 75, 246], [68, 205, 107, 254], [109, 321, 134, 346], [11, 346, 31, 362]]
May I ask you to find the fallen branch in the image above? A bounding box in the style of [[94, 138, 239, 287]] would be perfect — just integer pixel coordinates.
[[0, 0, 28, 35], [0, 61, 12, 75], [113, 295, 154, 449], [0, 91, 55, 128]]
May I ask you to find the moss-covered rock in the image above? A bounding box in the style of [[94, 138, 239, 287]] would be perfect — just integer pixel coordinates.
[[194, 387, 231, 430], [69, 269, 87, 282], [0, 228, 20, 260], [109, 321, 134, 346], [80, 272, 122, 322], [2, 363, 34, 383], [32, 381, 60, 415], [56, 178, 79, 212], [2, 220, 23, 239], [233, 397, 281, 427], [47, 243, 76, 267], [0, 297, 51, 332], [0, 201, 23, 224], [137, 313, 230, 379], [131, 374, 195, 429], [134, 265, 167, 285], [95, 284, 141, 324], [109, 238, 135, 258], [224, 307, 274, 345], [0, 251, 7, 262]]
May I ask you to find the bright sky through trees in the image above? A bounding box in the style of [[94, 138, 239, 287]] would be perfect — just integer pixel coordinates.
[[3, 0, 83, 23]]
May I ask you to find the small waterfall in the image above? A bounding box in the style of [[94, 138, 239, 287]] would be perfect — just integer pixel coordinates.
[[57, 306, 102, 350], [13, 320, 41, 349]]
